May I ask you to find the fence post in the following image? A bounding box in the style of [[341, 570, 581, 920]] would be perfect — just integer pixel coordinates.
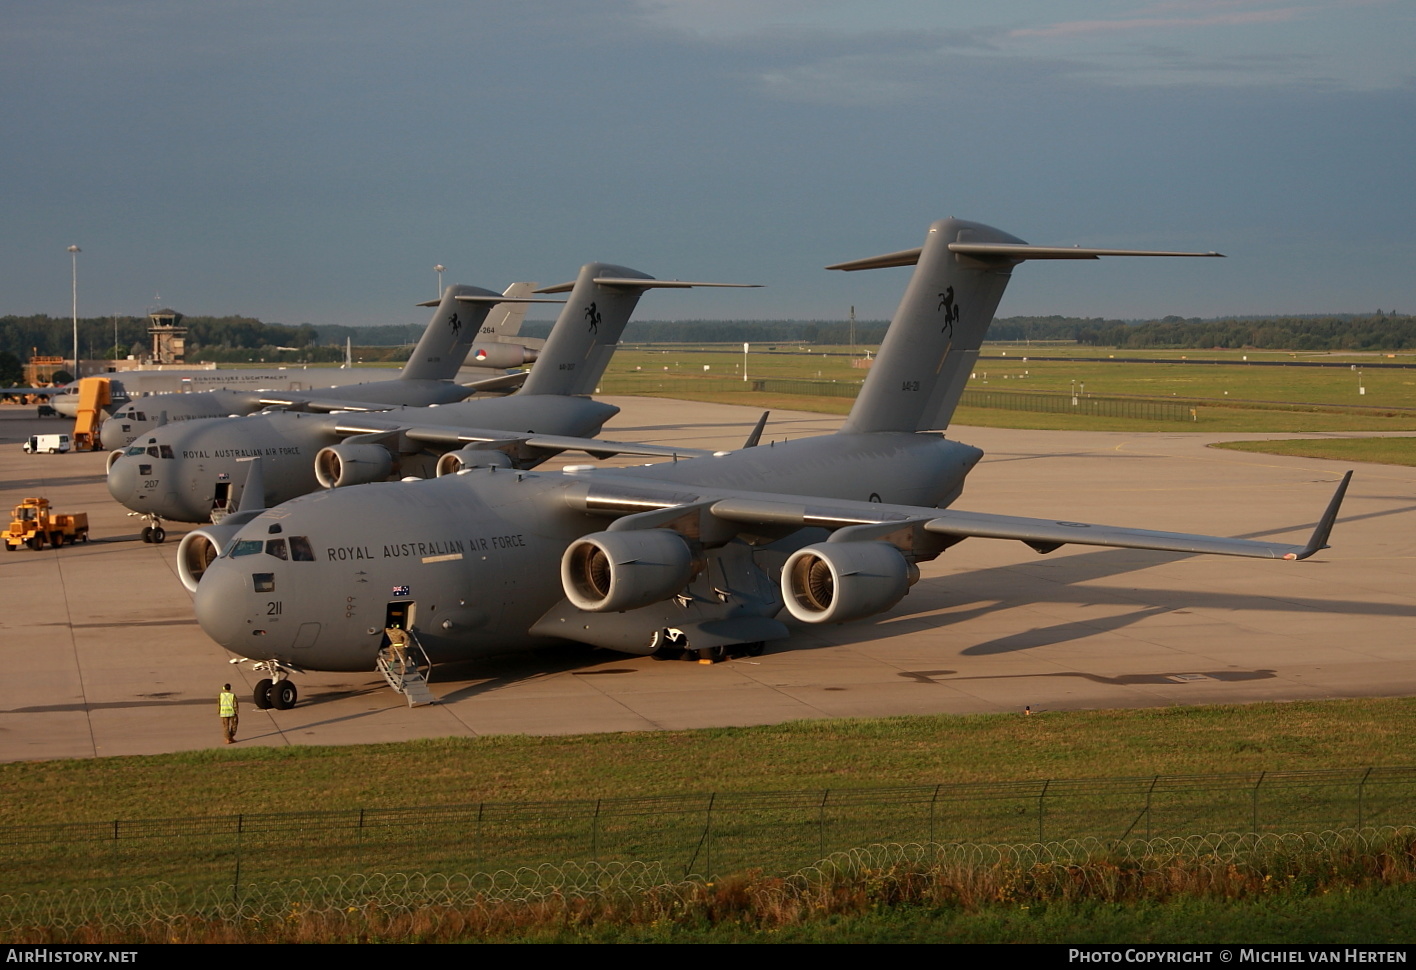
[[1251, 772, 1265, 833], [706, 793, 714, 878], [819, 791, 830, 860], [233, 814, 243, 905], [1038, 780, 1050, 843], [930, 785, 941, 844], [1358, 767, 1372, 830], [592, 799, 601, 860]]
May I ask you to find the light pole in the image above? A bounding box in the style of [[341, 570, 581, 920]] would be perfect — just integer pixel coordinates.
[[434, 264, 445, 298], [68, 245, 81, 379]]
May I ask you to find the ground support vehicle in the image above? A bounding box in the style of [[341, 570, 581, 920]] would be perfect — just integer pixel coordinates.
[[4, 497, 89, 550]]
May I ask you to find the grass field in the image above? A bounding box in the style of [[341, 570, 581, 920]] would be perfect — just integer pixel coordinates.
[[602, 346, 1416, 433], [1212, 437, 1416, 466], [6, 699, 1416, 826]]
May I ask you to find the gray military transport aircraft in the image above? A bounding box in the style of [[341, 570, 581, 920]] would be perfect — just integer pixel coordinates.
[[109, 263, 758, 543], [190, 217, 1352, 711], [98, 282, 544, 449]]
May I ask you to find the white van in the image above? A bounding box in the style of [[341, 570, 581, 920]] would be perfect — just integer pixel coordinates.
[[23, 434, 71, 454]]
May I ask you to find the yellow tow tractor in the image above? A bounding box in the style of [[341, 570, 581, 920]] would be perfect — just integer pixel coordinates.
[[4, 497, 89, 551]]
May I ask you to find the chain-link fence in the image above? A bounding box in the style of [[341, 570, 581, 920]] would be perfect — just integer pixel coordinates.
[[5, 828, 1414, 941], [3, 767, 1413, 899]]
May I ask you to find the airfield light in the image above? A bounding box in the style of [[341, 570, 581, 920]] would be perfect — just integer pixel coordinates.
[[68, 245, 81, 378], [434, 264, 445, 298]]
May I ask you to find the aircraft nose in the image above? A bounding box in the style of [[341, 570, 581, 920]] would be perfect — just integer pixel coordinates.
[[106, 458, 139, 506], [194, 561, 258, 652]]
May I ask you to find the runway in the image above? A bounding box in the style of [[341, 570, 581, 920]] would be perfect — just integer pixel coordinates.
[[1, 399, 1412, 761]]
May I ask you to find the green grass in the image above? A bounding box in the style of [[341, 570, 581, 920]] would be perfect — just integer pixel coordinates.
[[1212, 437, 1416, 466], [6, 700, 1416, 826], [601, 348, 1416, 432]]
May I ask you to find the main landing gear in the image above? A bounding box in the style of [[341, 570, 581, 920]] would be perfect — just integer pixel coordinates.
[[648, 628, 766, 664], [229, 658, 301, 710]]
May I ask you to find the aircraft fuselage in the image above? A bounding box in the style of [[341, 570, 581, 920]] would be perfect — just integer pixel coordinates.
[[191, 433, 983, 671]]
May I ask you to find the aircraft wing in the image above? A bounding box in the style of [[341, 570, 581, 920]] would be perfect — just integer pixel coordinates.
[[254, 394, 403, 413], [321, 413, 720, 462], [400, 426, 720, 461], [571, 470, 1352, 562]]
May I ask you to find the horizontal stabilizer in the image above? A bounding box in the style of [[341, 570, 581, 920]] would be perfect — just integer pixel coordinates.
[[828, 243, 1223, 271], [535, 278, 761, 294]]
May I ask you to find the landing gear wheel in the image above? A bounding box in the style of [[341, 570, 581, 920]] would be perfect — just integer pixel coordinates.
[[270, 681, 298, 710], [745, 642, 765, 657], [696, 645, 727, 664], [648, 628, 688, 661], [141, 527, 153, 543], [151, 527, 166, 544], [253, 679, 274, 710]]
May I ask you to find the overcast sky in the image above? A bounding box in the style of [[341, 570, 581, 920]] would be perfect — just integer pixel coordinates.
[[3, 0, 1411, 328]]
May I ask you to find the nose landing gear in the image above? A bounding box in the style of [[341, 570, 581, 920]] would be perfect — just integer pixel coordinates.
[[229, 658, 302, 709], [127, 511, 168, 543]]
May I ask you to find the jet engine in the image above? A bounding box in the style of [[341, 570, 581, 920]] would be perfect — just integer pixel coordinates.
[[314, 443, 396, 488], [780, 541, 916, 624], [469, 344, 537, 368], [176, 511, 264, 592], [435, 448, 514, 476], [561, 529, 695, 613]]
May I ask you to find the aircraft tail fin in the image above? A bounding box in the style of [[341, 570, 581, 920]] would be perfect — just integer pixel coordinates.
[[518, 264, 759, 397], [399, 284, 509, 382], [836, 218, 1222, 434], [479, 282, 535, 341]]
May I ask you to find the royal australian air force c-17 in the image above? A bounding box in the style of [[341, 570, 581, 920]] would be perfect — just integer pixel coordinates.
[[190, 217, 1352, 711], [99, 282, 546, 449], [108, 264, 760, 543]]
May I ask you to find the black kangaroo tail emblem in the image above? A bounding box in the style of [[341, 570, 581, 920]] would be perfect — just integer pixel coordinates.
[[937, 286, 959, 338], [584, 302, 601, 334]]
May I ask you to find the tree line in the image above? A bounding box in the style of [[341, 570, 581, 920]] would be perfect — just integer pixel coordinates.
[[4, 311, 1414, 376]]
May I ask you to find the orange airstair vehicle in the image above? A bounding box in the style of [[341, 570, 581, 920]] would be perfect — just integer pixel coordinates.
[[72, 377, 111, 451]]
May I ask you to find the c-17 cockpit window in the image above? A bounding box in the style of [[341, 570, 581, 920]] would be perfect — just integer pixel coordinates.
[[133, 412, 146, 422], [289, 536, 316, 561], [125, 446, 145, 456], [266, 539, 288, 560], [253, 573, 275, 593], [159, 445, 175, 459], [230, 539, 264, 558], [147, 447, 159, 458]]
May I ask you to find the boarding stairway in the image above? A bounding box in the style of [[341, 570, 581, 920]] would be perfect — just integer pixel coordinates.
[[72, 378, 111, 451], [376, 632, 436, 707]]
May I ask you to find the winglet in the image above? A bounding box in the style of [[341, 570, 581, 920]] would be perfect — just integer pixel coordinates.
[[743, 411, 770, 449], [1288, 470, 1353, 561]]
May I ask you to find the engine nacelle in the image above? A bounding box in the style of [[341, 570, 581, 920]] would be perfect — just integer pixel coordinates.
[[435, 448, 514, 476], [106, 449, 124, 473], [468, 344, 536, 368], [314, 443, 395, 488], [561, 529, 695, 613], [781, 541, 915, 625], [176, 511, 264, 592]]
